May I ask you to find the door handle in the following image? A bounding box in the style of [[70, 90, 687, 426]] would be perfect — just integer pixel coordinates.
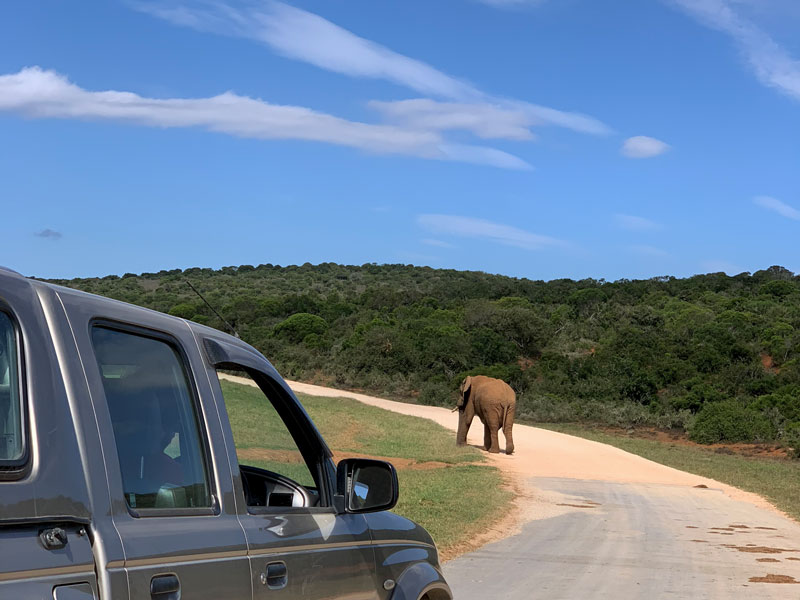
[[264, 561, 287, 590], [150, 574, 180, 600]]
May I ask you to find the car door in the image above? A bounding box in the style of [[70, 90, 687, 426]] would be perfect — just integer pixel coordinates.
[[60, 292, 252, 600], [197, 331, 382, 600]]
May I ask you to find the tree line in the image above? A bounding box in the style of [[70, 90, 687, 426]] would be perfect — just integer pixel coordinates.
[[48, 263, 800, 451]]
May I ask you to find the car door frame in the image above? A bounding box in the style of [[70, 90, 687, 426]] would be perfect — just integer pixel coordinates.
[[195, 328, 382, 600]]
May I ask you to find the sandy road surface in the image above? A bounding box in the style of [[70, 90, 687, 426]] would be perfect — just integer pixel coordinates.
[[226, 376, 800, 598]]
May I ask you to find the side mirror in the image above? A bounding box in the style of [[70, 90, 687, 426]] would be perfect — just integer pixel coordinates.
[[335, 458, 398, 514]]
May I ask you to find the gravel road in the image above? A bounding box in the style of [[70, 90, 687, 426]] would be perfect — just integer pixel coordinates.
[[445, 476, 800, 599]]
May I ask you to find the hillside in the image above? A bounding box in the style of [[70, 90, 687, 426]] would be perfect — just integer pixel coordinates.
[[48, 263, 800, 447]]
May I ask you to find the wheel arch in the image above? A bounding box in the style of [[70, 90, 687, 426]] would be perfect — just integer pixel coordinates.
[[390, 561, 452, 600]]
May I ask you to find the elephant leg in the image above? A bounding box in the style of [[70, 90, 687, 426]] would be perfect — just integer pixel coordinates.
[[488, 427, 501, 453], [456, 406, 474, 446], [503, 406, 515, 455], [483, 423, 492, 451]]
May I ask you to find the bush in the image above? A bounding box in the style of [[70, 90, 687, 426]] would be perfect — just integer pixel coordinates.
[[274, 313, 328, 343], [689, 400, 776, 444], [759, 280, 795, 299], [169, 302, 197, 319], [418, 381, 454, 407], [784, 422, 800, 459]]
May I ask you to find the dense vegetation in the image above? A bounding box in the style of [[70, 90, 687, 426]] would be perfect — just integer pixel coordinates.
[[49, 263, 800, 448]]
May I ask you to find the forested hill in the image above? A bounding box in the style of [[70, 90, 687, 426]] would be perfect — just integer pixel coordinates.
[[49, 263, 800, 447]]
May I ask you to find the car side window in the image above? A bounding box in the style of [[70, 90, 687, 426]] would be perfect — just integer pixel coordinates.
[[215, 371, 319, 506], [92, 326, 212, 511], [0, 311, 23, 464]]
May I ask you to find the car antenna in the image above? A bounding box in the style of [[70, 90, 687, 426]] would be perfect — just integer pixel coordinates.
[[185, 280, 241, 339]]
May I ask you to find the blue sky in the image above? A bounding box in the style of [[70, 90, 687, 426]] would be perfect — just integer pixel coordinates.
[[2, 0, 799, 280]]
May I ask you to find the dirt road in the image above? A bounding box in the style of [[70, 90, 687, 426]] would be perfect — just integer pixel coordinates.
[[281, 379, 800, 599]]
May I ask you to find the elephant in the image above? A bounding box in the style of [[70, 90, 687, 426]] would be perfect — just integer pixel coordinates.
[[455, 375, 515, 455]]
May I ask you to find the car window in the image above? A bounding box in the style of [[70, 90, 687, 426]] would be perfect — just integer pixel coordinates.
[[216, 371, 316, 490], [0, 311, 22, 464], [92, 326, 212, 511]]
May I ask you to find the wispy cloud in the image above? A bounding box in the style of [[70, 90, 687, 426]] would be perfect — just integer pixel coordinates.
[[137, 0, 478, 99], [417, 214, 564, 250], [669, 0, 800, 102], [34, 228, 62, 240], [134, 0, 611, 136], [754, 195, 800, 220], [437, 144, 532, 170], [421, 238, 456, 248], [616, 214, 661, 231], [620, 136, 670, 158], [0, 67, 530, 169], [370, 99, 535, 140]]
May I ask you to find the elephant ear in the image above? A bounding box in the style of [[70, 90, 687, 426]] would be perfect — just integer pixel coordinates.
[[457, 376, 472, 408]]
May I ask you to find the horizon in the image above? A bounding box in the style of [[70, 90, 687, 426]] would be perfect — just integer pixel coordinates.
[[30, 260, 798, 286], [3, 1, 799, 280]]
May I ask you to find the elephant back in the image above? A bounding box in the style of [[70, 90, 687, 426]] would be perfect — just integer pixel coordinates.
[[471, 375, 515, 405]]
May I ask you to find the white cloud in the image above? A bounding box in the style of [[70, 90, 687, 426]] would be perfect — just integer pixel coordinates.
[[620, 136, 670, 158], [135, 0, 479, 98], [421, 238, 456, 248], [437, 144, 532, 170], [0, 67, 530, 169], [135, 0, 611, 136], [754, 195, 800, 220], [369, 99, 535, 140], [669, 0, 800, 102], [417, 214, 564, 250], [616, 214, 661, 231]]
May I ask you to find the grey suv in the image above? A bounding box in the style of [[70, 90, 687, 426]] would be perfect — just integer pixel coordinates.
[[0, 267, 451, 600]]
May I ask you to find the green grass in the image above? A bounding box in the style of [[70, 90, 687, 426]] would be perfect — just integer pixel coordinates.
[[541, 423, 800, 521], [222, 380, 480, 464], [297, 393, 483, 465], [395, 466, 512, 551], [220, 379, 508, 554]]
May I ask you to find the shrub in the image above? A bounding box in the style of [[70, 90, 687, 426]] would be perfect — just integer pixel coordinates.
[[418, 381, 454, 407], [759, 280, 795, 299], [169, 302, 197, 319], [670, 381, 724, 413], [274, 313, 328, 343], [689, 400, 776, 444], [783, 422, 800, 459]]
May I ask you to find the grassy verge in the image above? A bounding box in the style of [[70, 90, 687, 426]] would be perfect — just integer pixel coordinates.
[[222, 380, 511, 555], [395, 465, 509, 551], [541, 423, 800, 521]]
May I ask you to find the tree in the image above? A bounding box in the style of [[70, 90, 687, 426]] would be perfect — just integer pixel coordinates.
[[274, 313, 328, 343]]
